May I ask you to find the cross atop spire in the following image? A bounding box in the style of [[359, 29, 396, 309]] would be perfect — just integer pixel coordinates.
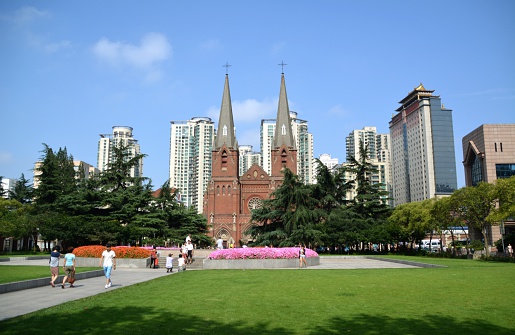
[[223, 62, 232, 75], [278, 61, 287, 74]]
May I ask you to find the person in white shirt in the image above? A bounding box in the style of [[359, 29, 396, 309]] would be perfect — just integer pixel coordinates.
[[178, 254, 186, 271], [99, 243, 116, 289], [166, 253, 174, 273], [186, 240, 194, 264], [216, 238, 223, 250]]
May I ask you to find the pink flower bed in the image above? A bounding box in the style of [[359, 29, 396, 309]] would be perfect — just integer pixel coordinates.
[[207, 247, 318, 260]]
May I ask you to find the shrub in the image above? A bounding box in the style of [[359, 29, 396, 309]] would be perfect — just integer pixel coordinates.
[[207, 247, 318, 260], [73, 246, 151, 259]]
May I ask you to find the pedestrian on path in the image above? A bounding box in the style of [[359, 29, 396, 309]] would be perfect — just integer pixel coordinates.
[[299, 245, 308, 268], [99, 243, 116, 289], [62, 247, 76, 289], [49, 245, 60, 287]]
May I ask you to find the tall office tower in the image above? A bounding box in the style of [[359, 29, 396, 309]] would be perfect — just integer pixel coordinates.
[[389, 84, 457, 206], [345, 127, 392, 205], [260, 111, 314, 184], [238, 145, 261, 176], [97, 126, 143, 178], [169, 117, 215, 213]]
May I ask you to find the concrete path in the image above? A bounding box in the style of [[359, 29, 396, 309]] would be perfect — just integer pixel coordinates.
[[0, 256, 422, 321]]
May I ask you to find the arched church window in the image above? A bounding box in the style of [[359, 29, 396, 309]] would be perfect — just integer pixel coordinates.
[[281, 124, 286, 135], [223, 125, 227, 136]]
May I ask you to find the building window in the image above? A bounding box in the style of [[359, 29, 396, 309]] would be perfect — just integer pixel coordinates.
[[471, 154, 483, 186], [496, 164, 515, 179]]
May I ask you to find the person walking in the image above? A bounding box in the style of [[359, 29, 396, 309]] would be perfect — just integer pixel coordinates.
[[508, 244, 513, 258], [299, 245, 308, 268], [62, 247, 76, 289], [99, 243, 116, 289], [216, 237, 224, 250], [49, 246, 60, 287]]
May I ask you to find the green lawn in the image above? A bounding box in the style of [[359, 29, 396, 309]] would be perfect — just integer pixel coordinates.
[[1, 258, 514, 335], [0, 266, 99, 284]]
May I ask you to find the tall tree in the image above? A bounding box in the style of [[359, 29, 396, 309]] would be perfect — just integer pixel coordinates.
[[450, 182, 498, 257], [248, 168, 321, 247], [346, 139, 391, 219], [8, 173, 34, 204]]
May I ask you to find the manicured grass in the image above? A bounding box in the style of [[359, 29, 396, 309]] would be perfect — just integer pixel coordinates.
[[0, 266, 99, 284], [1, 258, 514, 335]]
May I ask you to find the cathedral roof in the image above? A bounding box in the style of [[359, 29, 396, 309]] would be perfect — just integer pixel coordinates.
[[216, 74, 237, 150], [273, 73, 295, 149]]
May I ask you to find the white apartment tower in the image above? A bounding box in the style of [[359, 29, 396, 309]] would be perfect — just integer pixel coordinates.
[[345, 127, 392, 205], [169, 117, 215, 213], [389, 84, 457, 206], [260, 111, 314, 184], [97, 126, 142, 178], [238, 145, 261, 176]]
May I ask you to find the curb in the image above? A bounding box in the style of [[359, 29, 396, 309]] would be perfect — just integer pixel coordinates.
[[0, 270, 105, 294]]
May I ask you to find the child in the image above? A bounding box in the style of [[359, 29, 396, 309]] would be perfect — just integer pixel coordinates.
[[166, 253, 174, 273], [178, 253, 186, 272]]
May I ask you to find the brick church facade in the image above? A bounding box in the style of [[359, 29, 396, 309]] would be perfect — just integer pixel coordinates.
[[203, 72, 297, 247]]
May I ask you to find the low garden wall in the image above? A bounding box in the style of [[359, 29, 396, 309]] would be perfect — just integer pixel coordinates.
[[203, 257, 320, 269], [75, 257, 149, 268]]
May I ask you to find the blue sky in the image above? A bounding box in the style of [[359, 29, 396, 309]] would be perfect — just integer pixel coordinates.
[[1, 0, 514, 189]]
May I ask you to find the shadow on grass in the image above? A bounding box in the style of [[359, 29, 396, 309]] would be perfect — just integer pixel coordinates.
[[1, 306, 513, 335], [313, 314, 514, 335]]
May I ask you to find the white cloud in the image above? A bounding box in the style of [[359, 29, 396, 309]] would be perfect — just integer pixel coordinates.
[[199, 39, 222, 50], [93, 33, 172, 69], [327, 104, 351, 117], [207, 98, 276, 124], [1, 6, 49, 26], [44, 40, 72, 53]]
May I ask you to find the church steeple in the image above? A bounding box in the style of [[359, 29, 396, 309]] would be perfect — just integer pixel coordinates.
[[216, 74, 237, 149], [273, 72, 295, 149]]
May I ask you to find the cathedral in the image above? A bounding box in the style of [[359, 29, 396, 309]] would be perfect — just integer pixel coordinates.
[[203, 72, 297, 247]]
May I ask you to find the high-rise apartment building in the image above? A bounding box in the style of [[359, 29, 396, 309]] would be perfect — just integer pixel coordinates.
[[318, 153, 339, 171], [239, 145, 261, 176], [97, 126, 143, 178], [169, 117, 215, 212], [261, 111, 314, 184], [389, 84, 457, 206], [345, 127, 392, 205]]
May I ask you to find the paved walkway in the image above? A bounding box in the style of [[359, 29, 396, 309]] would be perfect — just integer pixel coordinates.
[[0, 256, 421, 321]]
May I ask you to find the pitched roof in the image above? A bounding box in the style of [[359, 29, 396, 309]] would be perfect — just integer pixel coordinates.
[[216, 74, 237, 149], [273, 73, 295, 149]]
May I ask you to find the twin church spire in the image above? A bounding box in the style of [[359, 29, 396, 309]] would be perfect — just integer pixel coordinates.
[[215, 67, 295, 151]]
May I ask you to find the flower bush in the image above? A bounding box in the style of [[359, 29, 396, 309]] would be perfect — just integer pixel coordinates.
[[73, 246, 152, 259], [207, 247, 318, 260]]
